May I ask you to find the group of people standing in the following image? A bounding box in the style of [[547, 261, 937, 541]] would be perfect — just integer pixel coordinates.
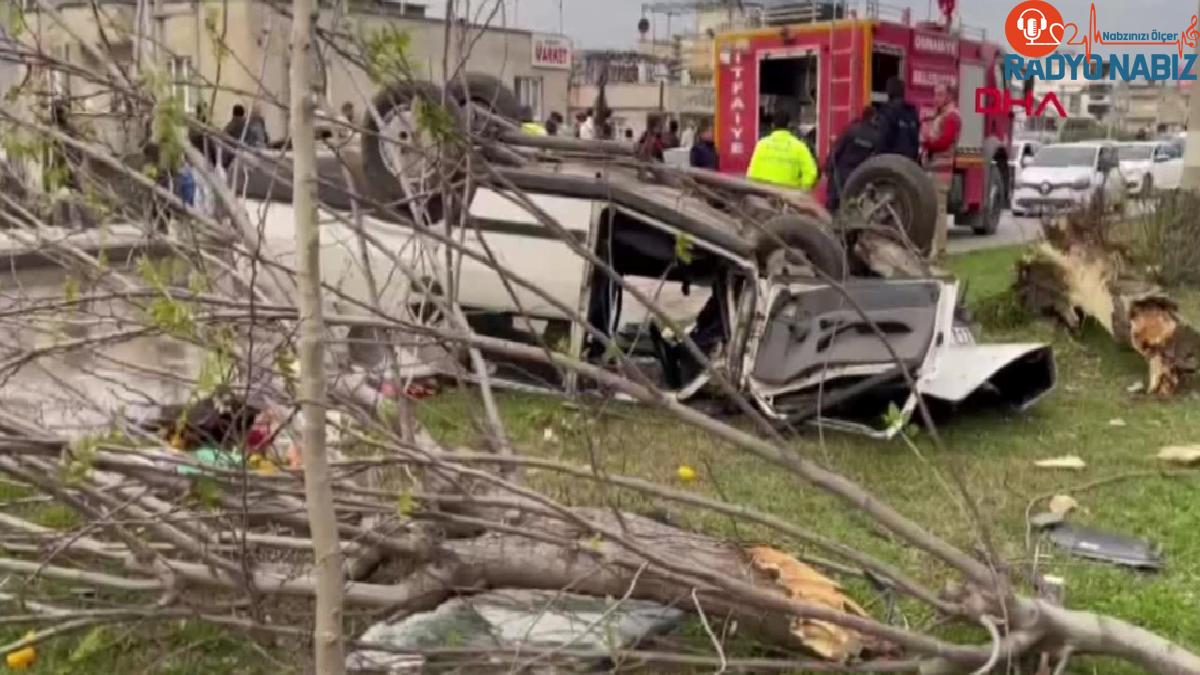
[[742, 76, 962, 255]]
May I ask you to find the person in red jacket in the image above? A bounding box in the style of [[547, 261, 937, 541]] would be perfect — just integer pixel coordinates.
[[921, 84, 961, 256]]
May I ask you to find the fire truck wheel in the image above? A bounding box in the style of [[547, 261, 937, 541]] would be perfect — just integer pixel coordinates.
[[362, 81, 463, 223], [842, 155, 938, 256], [957, 159, 1005, 235], [753, 216, 848, 280], [447, 73, 524, 136]]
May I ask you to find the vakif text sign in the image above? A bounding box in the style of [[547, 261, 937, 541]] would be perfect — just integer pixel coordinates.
[[533, 35, 572, 70]]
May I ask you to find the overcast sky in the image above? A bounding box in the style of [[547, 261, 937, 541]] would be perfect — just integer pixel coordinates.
[[428, 0, 1198, 53]]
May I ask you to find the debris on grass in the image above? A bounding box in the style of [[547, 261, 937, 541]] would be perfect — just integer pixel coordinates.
[[1108, 418, 1127, 428], [1047, 524, 1164, 571], [676, 464, 698, 483], [5, 633, 36, 670], [1030, 511, 1067, 530], [746, 546, 870, 661], [1035, 456, 1087, 470], [1156, 445, 1200, 466], [1049, 495, 1079, 516]]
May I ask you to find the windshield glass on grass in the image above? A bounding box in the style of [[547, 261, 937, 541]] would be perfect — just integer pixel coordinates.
[[1033, 146, 1097, 168]]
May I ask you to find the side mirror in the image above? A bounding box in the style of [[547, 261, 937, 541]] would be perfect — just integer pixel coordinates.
[[1155, 154, 1170, 163]]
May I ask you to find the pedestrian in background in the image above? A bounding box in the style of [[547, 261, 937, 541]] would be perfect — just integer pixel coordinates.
[[826, 106, 881, 212], [578, 108, 596, 140], [637, 119, 665, 162], [246, 104, 269, 147], [689, 123, 719, 171], [921, 83, 961, 256], [664, 119, 681, 149], [877, 77, 920, 161]]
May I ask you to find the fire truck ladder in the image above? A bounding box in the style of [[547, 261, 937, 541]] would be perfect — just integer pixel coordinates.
[[826, 3, 861, 147]]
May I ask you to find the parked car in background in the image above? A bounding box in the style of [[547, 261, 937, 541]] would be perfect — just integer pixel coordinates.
[[1009, 138, 1042, 204], [1012, 142, 1127, 217], [1119, 141, 1184, 197]]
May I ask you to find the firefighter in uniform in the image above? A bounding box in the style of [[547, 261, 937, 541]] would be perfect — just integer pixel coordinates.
[[921, 83, 961, 257], [825, 106, 881, 212], [747, 108, 818, 190]]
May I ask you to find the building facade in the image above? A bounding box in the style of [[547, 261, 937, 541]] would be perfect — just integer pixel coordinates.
[[1115, 80, 1188, 135], [18, 0, 569, 146]]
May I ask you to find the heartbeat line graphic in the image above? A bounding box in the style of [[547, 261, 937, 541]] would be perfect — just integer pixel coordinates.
[[1053, 3, 1200, 61]]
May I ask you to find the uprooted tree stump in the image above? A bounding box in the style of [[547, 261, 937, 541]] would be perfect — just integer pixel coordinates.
[[1016, 207, 1200, 396]]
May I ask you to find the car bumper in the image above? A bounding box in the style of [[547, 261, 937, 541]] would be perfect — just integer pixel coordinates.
[[1125, 176, 1144, 194], [1012, 187, 1091, 214]]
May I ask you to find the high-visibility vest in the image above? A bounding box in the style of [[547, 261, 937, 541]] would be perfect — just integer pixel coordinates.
[[747, 129, 818, 190], [521, 122, 548, 136]]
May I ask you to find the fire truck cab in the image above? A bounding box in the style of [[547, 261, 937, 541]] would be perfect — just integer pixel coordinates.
[[714, 2, 1013, 235]]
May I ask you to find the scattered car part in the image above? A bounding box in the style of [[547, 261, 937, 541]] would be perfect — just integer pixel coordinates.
[[1047, 523, 1164, 571], [345, 590, 685, 673]]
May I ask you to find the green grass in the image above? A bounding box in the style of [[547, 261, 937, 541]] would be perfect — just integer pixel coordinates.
[[423, 244, 1200, 673], [7, 245, 1200, 672]]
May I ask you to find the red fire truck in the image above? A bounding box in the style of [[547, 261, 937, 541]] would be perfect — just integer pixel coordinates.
[[713, 3, 1013, 235]]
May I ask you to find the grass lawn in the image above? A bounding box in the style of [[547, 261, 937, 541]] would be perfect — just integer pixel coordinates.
[[422, 245, 1200, 674], [6, 246, 1200, 673]]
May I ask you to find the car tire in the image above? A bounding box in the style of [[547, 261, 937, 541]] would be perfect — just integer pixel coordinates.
[[956, 159, 1004, 235], [447, 73, 524, 136], [361, 81, 463, 221], [841, 154, 939, 256], [752, 216, 848, 280]]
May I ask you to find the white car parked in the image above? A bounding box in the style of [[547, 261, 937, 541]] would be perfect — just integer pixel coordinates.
[[1012, 142, 1127, 217], [1118, 141, 1184, 197]]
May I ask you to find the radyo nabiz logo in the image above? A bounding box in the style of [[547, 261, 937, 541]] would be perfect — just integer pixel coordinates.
[[976, 0, 1200, 118]]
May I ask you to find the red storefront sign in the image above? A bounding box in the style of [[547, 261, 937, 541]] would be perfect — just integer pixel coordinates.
[[718, 47, 759, 173]]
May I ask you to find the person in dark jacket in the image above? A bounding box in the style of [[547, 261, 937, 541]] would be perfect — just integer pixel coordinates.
[[637, 119, 665, 162], [876, 77, 920, 161], [689, 123, 719, 170], [825, 106, 881, 212]]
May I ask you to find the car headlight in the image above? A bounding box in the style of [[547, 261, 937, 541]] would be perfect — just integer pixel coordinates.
[[1072, 177, 1092, 190]]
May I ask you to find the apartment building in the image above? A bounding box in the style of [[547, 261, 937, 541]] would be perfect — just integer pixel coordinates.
[[17, 0, 569, 147]]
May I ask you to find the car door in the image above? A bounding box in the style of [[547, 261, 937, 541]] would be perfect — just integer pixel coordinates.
[[1153, 143, 1184, 189], [456, 188, 594, 319]]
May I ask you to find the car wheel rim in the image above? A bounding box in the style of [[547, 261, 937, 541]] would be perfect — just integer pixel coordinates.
[[379, 102, 439, 189], [858, 182, 908, 231], [764, 248, 814, 279]]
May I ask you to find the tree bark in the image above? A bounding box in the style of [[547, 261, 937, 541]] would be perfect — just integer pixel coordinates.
[[1016, 212, 1200, 396], [289, 0, 346, 671]]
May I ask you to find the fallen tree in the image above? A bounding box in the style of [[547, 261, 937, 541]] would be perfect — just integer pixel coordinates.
[[1016, 205, 1200, 396]]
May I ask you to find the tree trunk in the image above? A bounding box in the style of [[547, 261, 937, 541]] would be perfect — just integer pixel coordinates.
[[289, 0, 346, 671], [1016, 212, 1200, 396]]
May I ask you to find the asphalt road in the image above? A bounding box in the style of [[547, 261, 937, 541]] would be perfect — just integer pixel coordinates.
[[946, 211, 1044, 254]]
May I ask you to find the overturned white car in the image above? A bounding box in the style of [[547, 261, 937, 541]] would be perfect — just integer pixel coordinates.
[[238, 76, 1054, 437]]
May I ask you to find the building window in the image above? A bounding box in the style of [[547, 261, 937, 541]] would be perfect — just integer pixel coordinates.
[[169, 56, 194, 111], [514, 76, 543, 120]]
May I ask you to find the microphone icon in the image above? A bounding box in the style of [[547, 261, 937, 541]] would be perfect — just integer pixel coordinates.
[[1018, 7, 1049, 43]]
